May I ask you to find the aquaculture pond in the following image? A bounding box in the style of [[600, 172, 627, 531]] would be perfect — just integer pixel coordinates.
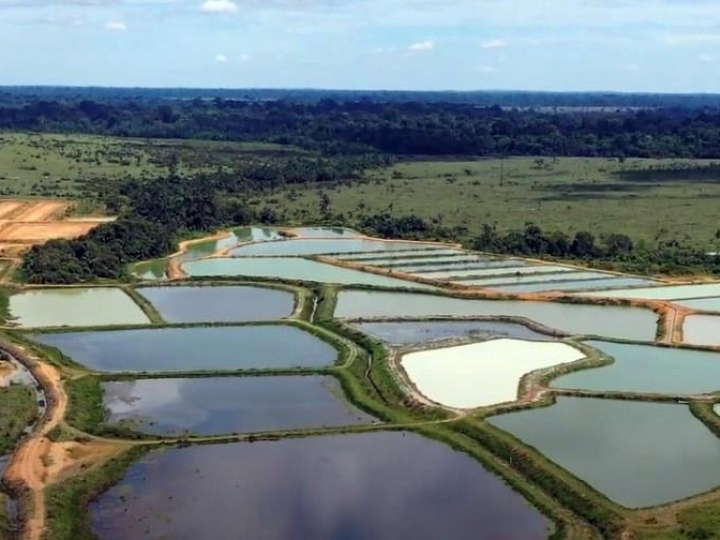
[[230, 238, 446, 257], [7, 288, 150, 328], [339, 248, 462, 261], [335, 291, 658, 341], [102, 376, 374, 435], [289, 226, 362, 238], [137, 286, 295, 323], [90, 432, 550, 540], [682, 315, 720, 347], [489, 397, 720, 507], [132, 259, 168, 281], [422, 265, 575, 281], [183, 257, 434, 289], [405, 260, 530, 274], [671, 296, 720, 312], [31, 325, 337, 372], [402, 339, 585, 408], [179, 227, 284, 261], [353, 320, 553, 345], [374, 254, 485, 268], [458, 270, 613, 288], [581, 282, 720, 301], [489, 277, 655, 294], [553, 341, 720, 394]]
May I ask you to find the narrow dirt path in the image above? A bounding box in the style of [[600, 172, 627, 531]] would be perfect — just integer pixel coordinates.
[[4, 351, 68, 540], [660, 305, 678, 345]]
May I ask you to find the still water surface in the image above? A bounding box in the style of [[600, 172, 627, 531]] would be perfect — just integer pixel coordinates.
[[32, 325, 336, 372], [90, 432, 550, 540], [103, 376, 374, 435]]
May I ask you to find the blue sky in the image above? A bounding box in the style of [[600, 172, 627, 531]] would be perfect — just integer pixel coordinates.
[[2, 0, 720, 91]]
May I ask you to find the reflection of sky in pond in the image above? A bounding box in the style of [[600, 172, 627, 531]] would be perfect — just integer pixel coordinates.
[[353, 320, 553, 345], [90, 432, 549, 540], [102, 376, 375, 435]]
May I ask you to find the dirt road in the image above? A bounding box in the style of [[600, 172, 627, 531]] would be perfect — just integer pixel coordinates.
[[4, 351, 68, 540]]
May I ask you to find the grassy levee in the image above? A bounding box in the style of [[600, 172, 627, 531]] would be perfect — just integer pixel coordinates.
[[0, 384, 38, 455], [44, 444, 147, 540], [688, 400, 720, 438], [313, 285, 450, 422], [0, 492, 13, 540], [518, 339, 614, 396], [121, 286, 165, 325], [0, 289, 10, 321], [452, 419, 623, 538]]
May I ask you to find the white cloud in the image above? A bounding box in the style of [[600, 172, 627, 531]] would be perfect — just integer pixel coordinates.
[[240, 53, 252, 62], [200, 0, 237, 14], [408, 40, 434, 51], [104, 21, 126, 31], [479, 65, 495, 73], [481, 38, 506, 49], [215, 54, 228, 63], [699, 53, 715, 62]]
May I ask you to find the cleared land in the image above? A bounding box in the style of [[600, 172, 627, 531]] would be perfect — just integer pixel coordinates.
[[260, 157, 720, 248], [0, 201, 108, 261]]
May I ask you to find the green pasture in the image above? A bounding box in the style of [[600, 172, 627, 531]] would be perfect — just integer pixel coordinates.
[[264, 157, 720, 248]]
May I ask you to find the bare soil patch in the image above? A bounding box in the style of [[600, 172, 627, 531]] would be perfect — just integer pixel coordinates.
[[12, 201, 69, 222], [0, 222, 101, 243], [0, 201, 29, 220], [0, 200, 109, 257]]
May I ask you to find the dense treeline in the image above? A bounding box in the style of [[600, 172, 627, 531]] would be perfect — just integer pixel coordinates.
[[4, 87, 720, 108], [22, 219, 172, 283], [4, 98, 720, 158], [472, 222, 720, 275]]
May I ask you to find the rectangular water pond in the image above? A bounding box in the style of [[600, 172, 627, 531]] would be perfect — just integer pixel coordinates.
[[553, 341, 720, 394], [8, 288, 150, 328], [103, 375, 374, 435], [371, 255, 488, 268], [458, 270, 614, 288], [423, 265, 575, 281], [581, 282, 720, 301], [90, 432, 550, 540], [288, 226, 362, 238], [230, 238, 447, 257], [137, 285, 295, 323], [682, 315, 720, 347], [182, 257, 434, 290], [672, 296, 720, 312], [338, 248, 462, 261], [489, 277, 654, 294], [489, 397, 720, 507], [353, 320, 554, 345], [404, 259, 529, 274], [31, 325, 337, 372], [335, 291, 658, 341]]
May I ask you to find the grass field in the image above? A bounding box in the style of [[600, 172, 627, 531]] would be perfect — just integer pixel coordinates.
[[260, 157, 720, 249], [0, 132, 307, 199]]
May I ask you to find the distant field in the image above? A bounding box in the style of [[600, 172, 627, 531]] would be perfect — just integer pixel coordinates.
[[0, 132, 307, 199], [261, 157, 720, 248]]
